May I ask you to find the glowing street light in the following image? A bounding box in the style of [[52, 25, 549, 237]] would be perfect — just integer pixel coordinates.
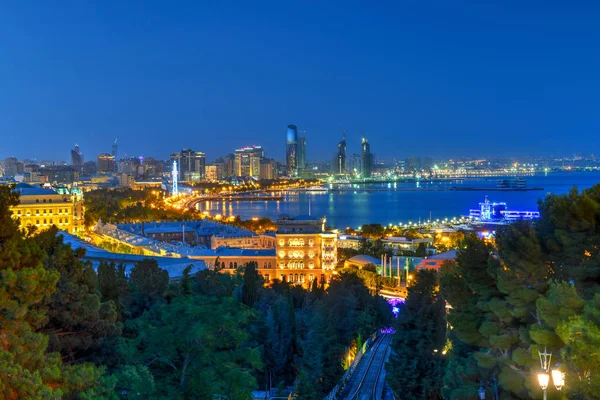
[[537, 347, 565, 399]]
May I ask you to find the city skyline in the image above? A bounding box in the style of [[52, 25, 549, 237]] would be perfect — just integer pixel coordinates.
[[2, 2, 600, 160]]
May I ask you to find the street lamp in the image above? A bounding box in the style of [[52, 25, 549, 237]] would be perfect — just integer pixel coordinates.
[[538, 347, 565, 399]]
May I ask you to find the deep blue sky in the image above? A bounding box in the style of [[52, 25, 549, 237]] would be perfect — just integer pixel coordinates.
[[1, 1, 599, 162]]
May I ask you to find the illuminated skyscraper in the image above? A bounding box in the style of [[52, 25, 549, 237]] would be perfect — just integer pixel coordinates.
[[71, 144, 84, 166], [112, 138, 118, 169], [286, 125, 298, 177], [170, 148, 206, 182], [332, 132, 346, 175], [361, 137, 372, 178], [297, 136, 306, 172], [97, 153, 116, 173], [234, 145, 264, 178]]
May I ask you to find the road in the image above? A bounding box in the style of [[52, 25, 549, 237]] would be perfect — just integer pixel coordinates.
[[342, 333, 393, 400]]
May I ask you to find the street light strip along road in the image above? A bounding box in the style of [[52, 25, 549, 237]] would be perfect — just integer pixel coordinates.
[[347, 333, 393, 400]]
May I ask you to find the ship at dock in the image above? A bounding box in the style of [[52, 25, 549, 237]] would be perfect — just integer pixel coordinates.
[[468, 196, 540, 224], [452, 177, 543, 191]]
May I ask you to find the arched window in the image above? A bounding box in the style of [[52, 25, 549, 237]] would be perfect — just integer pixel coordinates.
[[234, 262, 237, 268], [221, 262, 225, 268], [43, 199, 46, 203], [229, 262, 233, 268]]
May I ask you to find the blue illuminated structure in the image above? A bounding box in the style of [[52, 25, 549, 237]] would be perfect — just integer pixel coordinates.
[[172, 160, 178, 195], [469, 196, 539, 223]]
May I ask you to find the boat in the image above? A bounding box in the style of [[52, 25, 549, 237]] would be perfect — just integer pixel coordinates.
[[468, 196, 540, 223], [497, 177, 526, 189]]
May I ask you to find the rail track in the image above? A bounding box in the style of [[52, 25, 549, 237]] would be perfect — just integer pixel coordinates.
[[346, 333, 393, 400]]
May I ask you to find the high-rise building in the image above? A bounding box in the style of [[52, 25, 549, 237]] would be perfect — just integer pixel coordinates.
[[349, 153, 361, 176], [361, 137, 372, 178], [260, 159, 278, 180], [297, 136, 306, 172], [332, 133, 347, 175], [97, 153, 116, 174], [3, 157, 24, 177], [205, 164, 224, 182], [71, 144, 84, 166], [234, 146, 264, 178], [170, 149, 206, 182], [112, 138, 118, 169], [286, 125, 298, 177]]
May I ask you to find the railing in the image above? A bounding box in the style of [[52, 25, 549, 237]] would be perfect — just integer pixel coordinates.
[[322, 331, 380, 400]]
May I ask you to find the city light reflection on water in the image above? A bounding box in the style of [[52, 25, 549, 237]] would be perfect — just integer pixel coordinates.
[[199, 172, 600, 229]]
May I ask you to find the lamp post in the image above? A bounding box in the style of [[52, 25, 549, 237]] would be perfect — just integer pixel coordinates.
[[538, 347, 565, 399]]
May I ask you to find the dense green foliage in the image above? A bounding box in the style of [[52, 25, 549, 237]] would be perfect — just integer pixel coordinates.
[[1, 186, 391, 398], [0, 185, 115, 399], [438, 184, 600, 399], [387, 269, 446, 399], [83, 189, 198, 226]]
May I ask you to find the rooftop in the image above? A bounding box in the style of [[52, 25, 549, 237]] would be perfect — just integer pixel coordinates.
[[13, 183, 61, 196]]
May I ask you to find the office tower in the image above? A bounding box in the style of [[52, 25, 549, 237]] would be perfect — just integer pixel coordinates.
[[112, 138, 118, 170], [297, 136, 306, 172], [71, 144, 84, 166], [260, 159, 278, 180], [234, 146, 264, 178], [332, 132, 347, 174], [361, 136, 372, 178], [170, 148, 206, 182], [205, 164, 224, 182], [349, 153, 361, 176], [97, 153, 116, 174], [3, 157, 24, 177], [286, 124, 298, 177]]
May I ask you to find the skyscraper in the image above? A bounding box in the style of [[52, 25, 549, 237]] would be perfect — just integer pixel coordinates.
[[361, 137, 372, 178], [297, 136, 306, 172], [286, 125, 298, 177], [97, 153, 116, 173], [112, 138, 118, 170], [71, 144, 84, 166], [332, 132, 346, 175], [234, 145, 264, 178], [170, 148, 206, 182]]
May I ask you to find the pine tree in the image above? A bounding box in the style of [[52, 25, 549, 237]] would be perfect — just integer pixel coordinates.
[[127, 258, 169, 317], [387, 269, 446, 399], [34, 227, 121, 364], [0, 185, 115, 398]]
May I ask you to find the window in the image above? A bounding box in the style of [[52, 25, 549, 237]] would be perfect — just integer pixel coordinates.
[[43, 199, 46, 203], [36, 220, 40, 225], [229, 262, 233, 268], [36, 210, 39, 214], [309, 274, 314, 281], [264, 274, 270, 282], [36, 199, 39, 203], [233, 262, 237, 268], [43, 219, 47, 224]]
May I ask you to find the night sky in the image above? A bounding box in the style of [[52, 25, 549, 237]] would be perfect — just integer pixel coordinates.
[[1, 1, 599, 162]]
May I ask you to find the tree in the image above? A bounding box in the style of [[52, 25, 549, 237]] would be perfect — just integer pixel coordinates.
[[34, 228, 121, 364], [387, 269, 446, 399], [242, 262, 262, 307], [0, 185, 115, 398], [127, 259, 169, 317], [119, 295, 262, 399]]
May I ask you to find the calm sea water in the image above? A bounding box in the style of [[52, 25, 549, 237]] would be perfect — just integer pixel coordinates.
[[199, 172, 600, 229]]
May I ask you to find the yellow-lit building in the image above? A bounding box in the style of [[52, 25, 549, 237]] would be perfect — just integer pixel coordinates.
[[10, 183, 84, 234], [275, 215, 337, 284]]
